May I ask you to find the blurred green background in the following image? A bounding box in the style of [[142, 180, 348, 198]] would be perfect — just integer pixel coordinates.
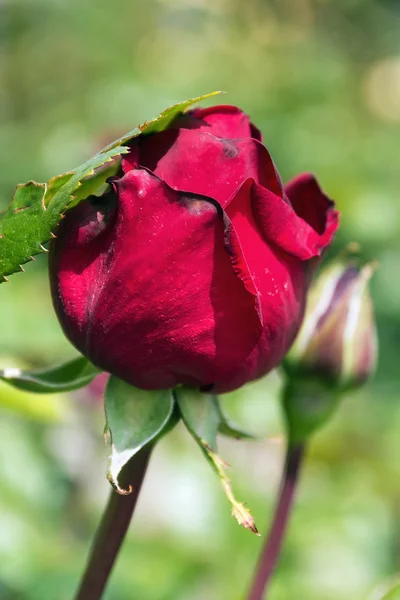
[[1, 0, 400, 598]]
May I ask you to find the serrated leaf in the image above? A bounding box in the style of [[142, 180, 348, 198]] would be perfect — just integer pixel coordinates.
[[105, 376, 175, 494], [0, 91, 223, 281], [11, 181, 47, 210], [102, 91, 224, 152], [72, 161, 120, 204], [0, 356, 100, 393], [0, 145, 127, 281], [175, 387, 259, 535], [215, 396, 257, 440], [143, 91, 224, 135], [44, 173, 74, 205]]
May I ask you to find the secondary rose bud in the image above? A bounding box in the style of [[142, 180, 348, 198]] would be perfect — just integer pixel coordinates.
[[285, 249, 377, 390], [49, 105, 339, 393]]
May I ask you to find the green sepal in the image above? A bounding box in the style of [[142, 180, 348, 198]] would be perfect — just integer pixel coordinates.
[[105, 376, 176, 494], [0, 91, 223, 281], [282, 377, 340, 445], [175, 387, 259, 535], [215, 396, 257, 440], [0, 356, 100, 394]]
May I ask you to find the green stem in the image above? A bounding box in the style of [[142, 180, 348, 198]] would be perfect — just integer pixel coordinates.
[[247, 443, 305, 600], [74, 445, 152, 600]]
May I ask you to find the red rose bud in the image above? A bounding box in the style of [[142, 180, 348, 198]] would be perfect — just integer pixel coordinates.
[[49, 105, 339, 393], [285, 248, 378, 390]]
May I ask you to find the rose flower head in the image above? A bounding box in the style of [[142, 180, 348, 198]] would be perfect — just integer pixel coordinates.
[[49, 105, 339, 393]]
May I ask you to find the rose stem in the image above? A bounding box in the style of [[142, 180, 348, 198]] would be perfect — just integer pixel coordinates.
[[247, 443, 305, 600], [74, 445, 152, 600]]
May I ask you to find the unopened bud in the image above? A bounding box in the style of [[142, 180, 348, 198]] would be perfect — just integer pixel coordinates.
[[285, 247, 378, 391]]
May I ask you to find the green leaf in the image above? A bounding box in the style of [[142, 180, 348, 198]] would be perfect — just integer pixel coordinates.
[[105, 376, 175, 494], [0, 356, 99, 394], [11, 181, 47, 210], [0, 146, 126, 281], [0, 91, 223, 282], [72, 161, 120, 204], [175, 387, 259, 535], [44, 173, 75, 205]]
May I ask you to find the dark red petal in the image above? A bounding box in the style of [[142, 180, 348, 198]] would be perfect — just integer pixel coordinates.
[[122, 128, 282, 207], [212, 180, 307, 392], [251, 176, 339, 260], [189, 105, 263, 141], [285, 172, 339, 234], [52, 170, 262, 390], [49, 195, 118, 351], [221, 210, 263, 326]]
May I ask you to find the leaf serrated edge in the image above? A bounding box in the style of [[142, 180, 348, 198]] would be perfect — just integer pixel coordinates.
[[48, 144, 129, 212], [101, 90, 225, 152], [0, 181, 47, 219]]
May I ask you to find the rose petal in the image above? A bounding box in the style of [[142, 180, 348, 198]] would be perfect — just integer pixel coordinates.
[[250, 176, 339, 260], [189, 105, 263, 141], [285, 172, 339, 237], [122, 129, 282, 206], [213, 179, 306, 392]]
